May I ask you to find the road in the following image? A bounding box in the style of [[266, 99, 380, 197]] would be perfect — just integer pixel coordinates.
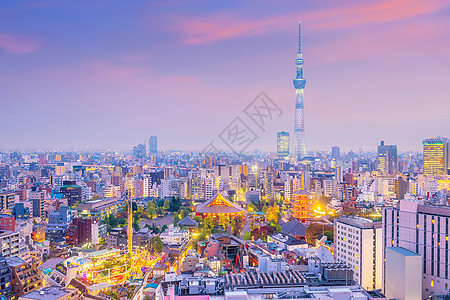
[[239, 214, 251, 239]]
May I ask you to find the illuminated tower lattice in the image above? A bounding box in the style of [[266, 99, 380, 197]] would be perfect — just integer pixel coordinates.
[[293, 21, 307, 159]]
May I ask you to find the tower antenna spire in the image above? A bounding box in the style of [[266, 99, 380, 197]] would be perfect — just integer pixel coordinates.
[[298, 21, 302, 52]]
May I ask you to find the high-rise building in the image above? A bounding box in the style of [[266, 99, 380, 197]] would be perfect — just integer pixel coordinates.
[[149, 136, 157, 154], [334, 216, 382, 291], [383, 200, 450, 298], [293, 21, 307, 159], [60, 181, 82, 208], [0, 192, 15, 215], [331, 146, 340, 159], [0, 214, 15, 231], [0, 255, 13, 300], [423, 137, 448, 175], [377, 141, 398, 175], [277, 131, 290, 157], [0, 231, 19, 259], [133, 144, 146, 159], [7, 256, 43, 297], [384, 247, 422, 300], [28, 187, 44, 218]]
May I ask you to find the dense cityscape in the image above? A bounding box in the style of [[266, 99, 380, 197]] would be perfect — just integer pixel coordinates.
[[1, 1, 450, 300]]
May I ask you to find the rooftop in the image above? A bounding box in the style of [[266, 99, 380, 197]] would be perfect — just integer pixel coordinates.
[[20, 286, 76, 300], [269, 232, 307, 246], [336, 216, 381, 229], [387, 246, 420, 257], [280, 219, 307, 236], [6, 256, 26, 267]]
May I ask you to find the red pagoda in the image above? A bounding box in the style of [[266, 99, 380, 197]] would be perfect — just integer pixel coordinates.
[[291, 190, 313, 222]]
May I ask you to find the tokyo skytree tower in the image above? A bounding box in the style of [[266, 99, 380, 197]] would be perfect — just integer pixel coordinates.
[[293, 21, 307, 159]]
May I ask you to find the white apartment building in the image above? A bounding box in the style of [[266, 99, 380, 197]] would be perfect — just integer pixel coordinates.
[[334, 216, 382, 291], [159, 225, 188, 246], [323, 179, 336, 197], [0, 230, 20, 258], [143, 176, 152, 197], [383, 200, 450, 298]]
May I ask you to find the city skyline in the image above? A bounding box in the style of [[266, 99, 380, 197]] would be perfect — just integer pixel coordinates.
[[1, 0, 450, 151]]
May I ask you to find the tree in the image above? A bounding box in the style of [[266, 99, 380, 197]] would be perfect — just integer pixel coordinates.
[[218, 214, 230, 230], [204, 215, 215, 232], [179, 207, 189, 219], [275, 224, 282, 233], [146, 205, 156, 219], [243, 231, 252, 240], [108, 214, 118, 228], [198, 232, 207, 241], [266, 205, 280, 224], [247, 202, 257, 213], [153, 236, 163, 253], [92, 195, 102, 200], [132, 220, 140, 232], [169, 197, 182, 212], [160, 224, 168, 233], [163, 199, 170, 211], [251, 226, 274, 241], [305, 223, 332, 244], [262, 205, 268, 215], [318, 196, 332, 207], [324, 230, 334, 243]]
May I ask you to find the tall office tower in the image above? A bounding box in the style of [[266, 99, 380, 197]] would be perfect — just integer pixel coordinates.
[[331, 146, 340, 159], [0, 192, 15, 215], [335, 217, 382, 291], [292, 21, 307, 159], [423, 137, 448, 175], [133, 144, 146, 159], [60, 181, 82, 208], [149, 136, 157, 154], [377, 141, 398, 175], [383, 200, 450, 298], [189, 168, 206, 200], [277, 131, 290, 157]]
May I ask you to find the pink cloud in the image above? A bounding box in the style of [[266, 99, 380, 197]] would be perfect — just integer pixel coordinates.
[[306, 0, 448, 31], [0, 32, 41, 54], [58, 60, 198, 87], [172, 13, 289, 44], [308, 19, 448, 64], [170, 0, 448, 44]]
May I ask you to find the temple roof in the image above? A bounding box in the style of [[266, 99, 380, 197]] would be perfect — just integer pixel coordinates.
[[178, 216, 199, 227], [293, 190, 311, 196], [196, 193, 246, 214]]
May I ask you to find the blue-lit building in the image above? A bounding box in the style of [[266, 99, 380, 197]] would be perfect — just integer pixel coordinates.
[[0, 256, 13, 300], [277, 131, 290, 157], [11, 203, 29, 220], [45, 206, 74, 242]]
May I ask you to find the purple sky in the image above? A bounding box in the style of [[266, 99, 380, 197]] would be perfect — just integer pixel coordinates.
[[1, 0, 450, 152]]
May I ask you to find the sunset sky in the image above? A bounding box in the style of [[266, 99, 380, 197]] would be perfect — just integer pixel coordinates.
[[1, 0, 450, 152]]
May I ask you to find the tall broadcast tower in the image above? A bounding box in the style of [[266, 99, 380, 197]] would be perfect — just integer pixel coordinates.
[[127, 187, 133, 255], [293, 21, 307, 159]]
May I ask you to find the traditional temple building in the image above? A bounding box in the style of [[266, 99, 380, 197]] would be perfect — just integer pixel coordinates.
[[196, 193, 246, 218], [291, 190, 313, 222]]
